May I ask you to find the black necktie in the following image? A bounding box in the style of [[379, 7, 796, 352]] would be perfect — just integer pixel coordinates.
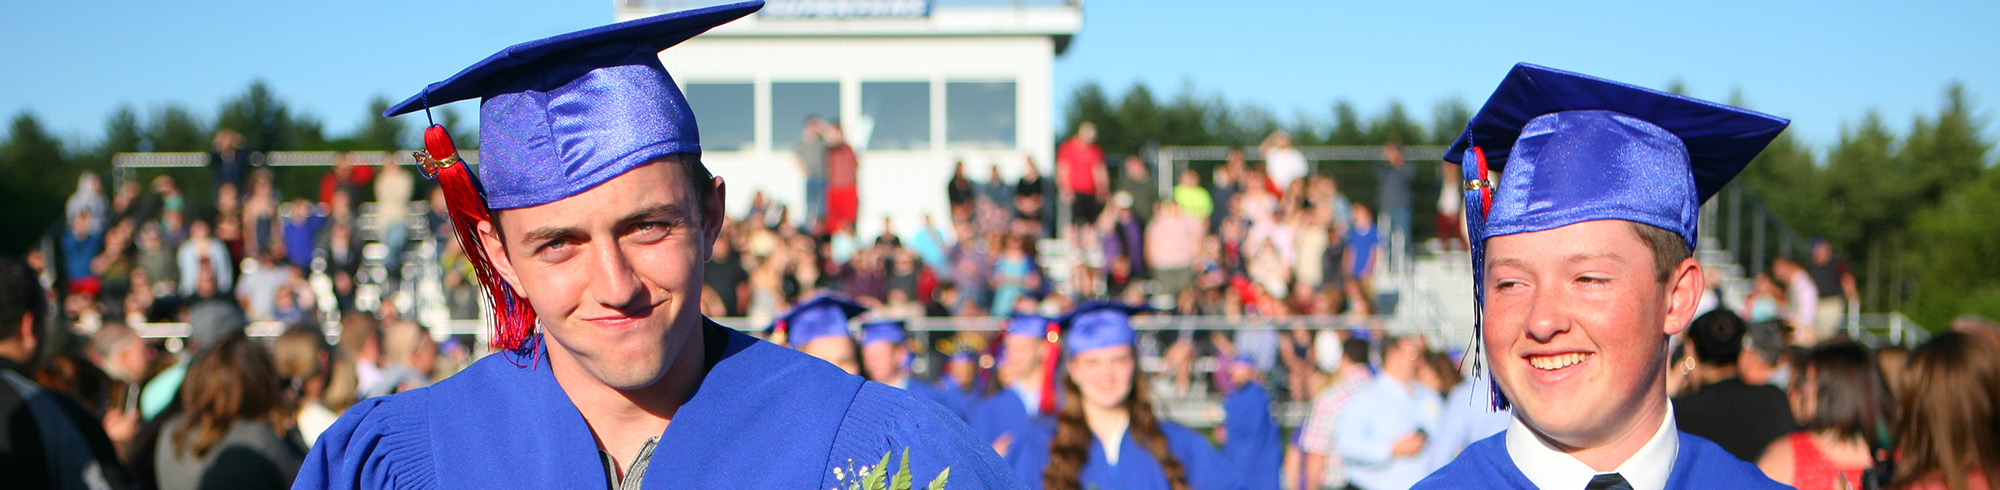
[[1586, 473, 1634, 490]]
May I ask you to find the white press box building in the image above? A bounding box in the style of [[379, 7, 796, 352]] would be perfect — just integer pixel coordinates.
[[618, 0, 1083, 239]]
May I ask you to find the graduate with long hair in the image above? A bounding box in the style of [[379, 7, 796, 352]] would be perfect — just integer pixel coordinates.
[[1005, 302, 1241, 490]]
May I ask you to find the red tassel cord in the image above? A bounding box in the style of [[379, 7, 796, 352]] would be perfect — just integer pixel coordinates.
[[1037, 321, 1062, 416], [415, 125, 540, 354], [1472, 146, 1495, 216]]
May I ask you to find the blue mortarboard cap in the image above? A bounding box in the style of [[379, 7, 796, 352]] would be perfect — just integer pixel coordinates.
[[1058, 301, 1149, 355], [1445, 63, 1790, 253], [859, 319, 907, 346], [383, 1, 763, 210], [1005, 314, 1053, 339], [1444, 63, 1789, 409], [776, 295, 866, 348]]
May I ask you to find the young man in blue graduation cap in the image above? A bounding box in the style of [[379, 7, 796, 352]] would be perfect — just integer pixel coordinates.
[[1413, 63, 1790, 489], [1003, 301, 1240, 490], [294, 2, 1021, 489], [860, 318, 970, 420], [774, 294, 869, 375], [969, 313, 1061, 455]]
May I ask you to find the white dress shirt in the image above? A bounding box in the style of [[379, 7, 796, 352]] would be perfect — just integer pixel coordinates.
[[1506, 404, 1680, 490]]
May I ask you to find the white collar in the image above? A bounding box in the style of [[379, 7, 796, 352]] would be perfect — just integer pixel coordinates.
[[1505, 403, 1679, 490]]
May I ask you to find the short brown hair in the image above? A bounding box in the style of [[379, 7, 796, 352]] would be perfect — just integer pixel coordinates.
[[1629, 222, 1691, 283]]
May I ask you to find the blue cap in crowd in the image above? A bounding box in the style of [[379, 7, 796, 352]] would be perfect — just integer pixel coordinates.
[[1057, 301, 1150, 356], [383, 1, 763, 210], [775, 295, 867, 348], [1444, 63, 1789, 408], [860, 319, 907, 346], [1004, 314, 1054, 340]]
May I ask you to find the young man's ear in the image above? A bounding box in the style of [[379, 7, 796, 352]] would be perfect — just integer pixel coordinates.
[[699, 176, 728, 263], [477, 218, 529, 301], [1662, 257, 1705, 336]]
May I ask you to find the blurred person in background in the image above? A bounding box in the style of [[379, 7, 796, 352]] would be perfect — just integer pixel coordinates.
[[272, 326, 339, 448], [1805, 239, 1856, 338], [1756, 342, 1895, 490], [61, 211, 105, 290], [1889, 332, 2000, 490], [1172, 169, 1213, 224], [1772, 257, 1820, 343], [1217, 355, 1283, 490], [773, 296, 865, 375], [373, 155, 415, 288], [337, 312, 384, 397], [1301, 336, 1374, 490], [1336, 333, 1441, 490], [1115, 155, 1159, 225], [1374, 142, 1414, 265], [207, 129, 254, 197], [1674, 309, 1796, 462], [797, 115, 830, 228], [175, 221, 232, 298], [972, 314, 1057, 454], [1016, 158, 1051, 238], [1058, 122, 1108, 241], [1742, 320, 1794, 389], [1432, 350, 1511, 467], [0, 257, 134, 489], [824, 122, 860, 235], [240, 169, 280, 261], [361, 321, 435, 399], [89, 322, 156, 457], [154, 332, 302, 490], [1004, 302, 1240, 490], [1261, 130, 1307, 192], [69, 172, 110, 235], [859, 319, 965, 420]]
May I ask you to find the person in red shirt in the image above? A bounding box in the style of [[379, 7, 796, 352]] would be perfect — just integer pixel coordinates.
[[825, 122, 860, 235], [1056, 122, 1108, 241]]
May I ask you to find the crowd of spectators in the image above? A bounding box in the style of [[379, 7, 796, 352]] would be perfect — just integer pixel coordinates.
[[6, 124, 1999, 490]]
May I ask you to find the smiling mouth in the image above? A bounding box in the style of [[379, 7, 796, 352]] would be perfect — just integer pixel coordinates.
[[1527, 353, 1591, 371]]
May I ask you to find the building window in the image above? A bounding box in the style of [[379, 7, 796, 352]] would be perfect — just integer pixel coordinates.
[[861, 81, 931, 151], [772, 82, 840, 152], [946, 81, 1015, 150], [684, 82, 754, 152]]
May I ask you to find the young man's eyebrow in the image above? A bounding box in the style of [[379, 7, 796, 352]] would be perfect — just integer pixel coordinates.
[[616, 203, 686, 225]]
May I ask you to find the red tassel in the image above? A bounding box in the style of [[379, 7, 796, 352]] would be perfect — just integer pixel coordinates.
[[1472, 146, 1495, 216], [417, 125, 539, 353], [1038, 321, 1062, 416]]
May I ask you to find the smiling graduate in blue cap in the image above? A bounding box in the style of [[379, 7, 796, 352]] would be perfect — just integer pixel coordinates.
[[294, 3, 1021, 489], [1413, 63, 1789, 489], [1003, 301, 1241, 490]]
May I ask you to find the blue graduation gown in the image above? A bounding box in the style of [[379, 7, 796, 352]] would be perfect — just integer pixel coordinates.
[[1221, 383, 1282, 490], [295, 320, 1023, 489], [905, 377, 970, 421], [970, 388, 1032, 445], [1005, 419, 1243, 490], [1411, 430, 1789, 489]]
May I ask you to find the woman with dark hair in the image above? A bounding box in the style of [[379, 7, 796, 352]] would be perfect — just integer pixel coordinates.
[[1755, 342, 1895, 489], [1890, 332, 2000, 490], [1005, 302, 1241, 490], [154, 332, 302, 490]]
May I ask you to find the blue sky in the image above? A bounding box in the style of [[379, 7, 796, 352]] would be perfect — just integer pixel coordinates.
[[4, 1, 1996, 154]]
